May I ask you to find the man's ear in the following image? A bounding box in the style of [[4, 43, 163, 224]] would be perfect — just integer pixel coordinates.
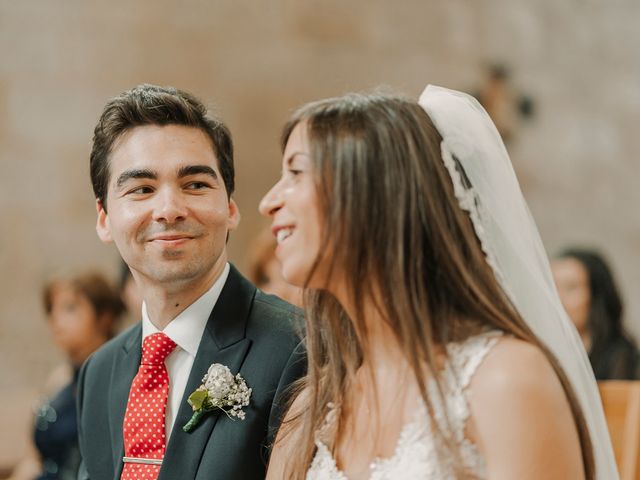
[[227, 198, 240, 232], [95, 199, 113, 243]]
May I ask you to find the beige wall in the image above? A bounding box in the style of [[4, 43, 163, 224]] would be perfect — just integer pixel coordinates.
[[1, 0, 638, 468]]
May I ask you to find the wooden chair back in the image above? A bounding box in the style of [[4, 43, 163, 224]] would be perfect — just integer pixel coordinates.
[[599, 381, 640, 480]]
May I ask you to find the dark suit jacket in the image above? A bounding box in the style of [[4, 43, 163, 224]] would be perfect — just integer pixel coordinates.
[[77, 265, 305, 480]]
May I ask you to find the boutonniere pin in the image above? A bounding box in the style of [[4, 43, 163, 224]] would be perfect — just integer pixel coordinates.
[[182, 363, 252, 433]]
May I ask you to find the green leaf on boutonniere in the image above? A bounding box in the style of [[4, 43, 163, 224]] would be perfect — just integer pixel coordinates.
[[187, 389, 208, 411]]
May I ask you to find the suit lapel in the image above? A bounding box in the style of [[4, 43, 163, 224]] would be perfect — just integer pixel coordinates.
[[159, 265, 255, 480], [108, 324, 142, 478]]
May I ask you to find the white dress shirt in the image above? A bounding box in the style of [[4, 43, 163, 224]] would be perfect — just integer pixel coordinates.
[[141, 263, 230, 442]]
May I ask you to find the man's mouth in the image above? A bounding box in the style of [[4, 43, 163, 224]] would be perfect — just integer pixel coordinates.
[[148, 234, 194, 246]]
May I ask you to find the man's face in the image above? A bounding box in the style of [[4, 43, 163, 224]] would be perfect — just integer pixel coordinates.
[[96, 125, 239, 290]]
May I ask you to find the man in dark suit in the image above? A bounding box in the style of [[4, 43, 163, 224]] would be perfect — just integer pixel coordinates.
[[77, 84, 304, 479]]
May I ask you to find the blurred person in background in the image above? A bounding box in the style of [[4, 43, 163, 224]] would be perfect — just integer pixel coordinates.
[[9, 271, 124, 480], [552, 248, 639, 380], [246, 228, 302, 307], [474, 63, 535, 145]]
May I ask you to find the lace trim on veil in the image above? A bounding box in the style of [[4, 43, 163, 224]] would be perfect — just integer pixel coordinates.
[[440, 140, 505, 287], [439, 141, 514, 305]]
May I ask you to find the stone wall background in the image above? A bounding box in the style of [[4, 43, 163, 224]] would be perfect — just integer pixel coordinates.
[[1, 0, 638, 468]]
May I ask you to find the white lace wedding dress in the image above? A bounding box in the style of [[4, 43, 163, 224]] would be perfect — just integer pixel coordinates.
[[306, 331, 502, 480]]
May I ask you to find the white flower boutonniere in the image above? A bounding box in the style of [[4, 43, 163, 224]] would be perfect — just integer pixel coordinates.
[[182, 363, 252, 433]]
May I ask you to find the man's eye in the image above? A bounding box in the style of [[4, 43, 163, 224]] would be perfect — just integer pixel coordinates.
[[128, 186, 153, 195], [288, 169, 302, 177], [185, 182, 211, 190]]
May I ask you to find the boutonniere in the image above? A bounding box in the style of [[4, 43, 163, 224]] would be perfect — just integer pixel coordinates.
[[182, 363, 252, 433]]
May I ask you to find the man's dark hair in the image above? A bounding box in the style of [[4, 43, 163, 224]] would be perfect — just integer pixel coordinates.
[[90, 84, 234, 209]]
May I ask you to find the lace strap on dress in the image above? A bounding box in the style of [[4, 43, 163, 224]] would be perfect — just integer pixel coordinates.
[[441, 330, 502, 444], [448, 330, 503, 391]]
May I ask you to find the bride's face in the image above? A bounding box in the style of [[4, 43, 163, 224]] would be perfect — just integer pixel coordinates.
[[259, 123, 329, 289]]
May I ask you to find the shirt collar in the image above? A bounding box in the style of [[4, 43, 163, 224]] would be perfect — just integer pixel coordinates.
[[141, 263, 230, 357]]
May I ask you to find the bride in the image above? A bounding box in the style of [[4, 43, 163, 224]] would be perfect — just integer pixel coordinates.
[[259, 86, 617, 479]]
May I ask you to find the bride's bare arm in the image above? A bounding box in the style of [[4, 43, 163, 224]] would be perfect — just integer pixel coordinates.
[[468, 338, 586, 480], [266, 387, 310, 480]]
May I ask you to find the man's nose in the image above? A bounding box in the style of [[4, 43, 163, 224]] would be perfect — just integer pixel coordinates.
[[153, 188, 188, 223], [259, 181, 283, 217]]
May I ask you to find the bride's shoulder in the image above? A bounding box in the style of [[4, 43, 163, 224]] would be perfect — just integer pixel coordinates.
[[466, 337, 585, 478], [471, 336, 563, 397]]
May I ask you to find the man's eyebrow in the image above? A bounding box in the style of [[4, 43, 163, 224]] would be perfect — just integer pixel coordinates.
[[116, 169, 157, 189], [177, 165, 218, 180]]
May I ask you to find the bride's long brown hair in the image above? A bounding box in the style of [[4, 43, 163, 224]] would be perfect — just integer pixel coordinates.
[[275, 92, 594, 479]]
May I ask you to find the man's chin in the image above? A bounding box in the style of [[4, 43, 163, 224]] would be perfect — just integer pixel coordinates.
[[145, 262, 207, 285]]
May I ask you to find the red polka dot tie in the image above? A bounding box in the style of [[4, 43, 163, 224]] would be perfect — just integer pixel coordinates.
[[121, 332, 177, 480]]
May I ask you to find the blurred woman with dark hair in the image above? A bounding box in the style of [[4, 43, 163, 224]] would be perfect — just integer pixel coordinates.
[[552, 248, 639, 380], [42, 271, 125, 364], [11, 271, 124, 480]]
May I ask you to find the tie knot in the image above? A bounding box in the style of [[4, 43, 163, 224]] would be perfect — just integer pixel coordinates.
[[141, 332, 177, 365]]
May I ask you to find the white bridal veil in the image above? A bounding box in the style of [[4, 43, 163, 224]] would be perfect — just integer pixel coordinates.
[[419, 85, 617, 479]]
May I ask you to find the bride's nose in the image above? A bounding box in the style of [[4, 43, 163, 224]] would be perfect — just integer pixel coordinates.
[[259, 181, 284, 217]]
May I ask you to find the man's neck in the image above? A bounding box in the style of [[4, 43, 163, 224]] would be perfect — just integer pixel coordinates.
[[139, 262, 227, 330]]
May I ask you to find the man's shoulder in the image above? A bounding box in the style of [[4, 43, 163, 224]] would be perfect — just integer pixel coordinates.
[[253, 289, 301, 317], [246, 289, 304, 345], [252, 289, 303, 324]]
